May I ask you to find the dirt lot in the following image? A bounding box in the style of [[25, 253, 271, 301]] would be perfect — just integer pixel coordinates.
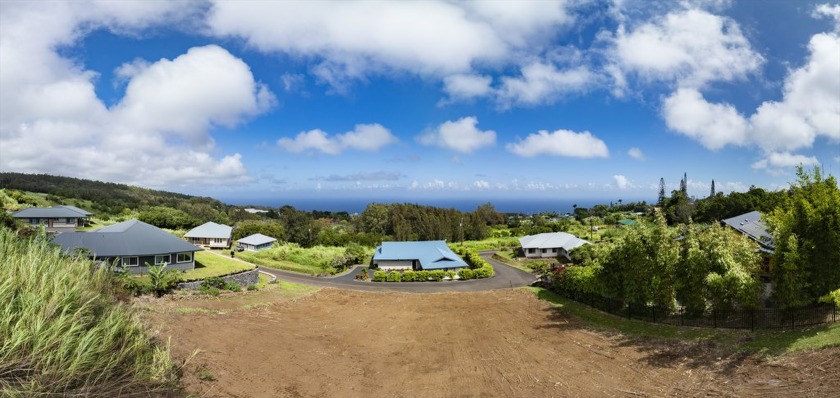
[[143, 288, 840, 397]]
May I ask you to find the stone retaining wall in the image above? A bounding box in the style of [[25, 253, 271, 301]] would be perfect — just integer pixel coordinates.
[[177, 268, 260, 289]]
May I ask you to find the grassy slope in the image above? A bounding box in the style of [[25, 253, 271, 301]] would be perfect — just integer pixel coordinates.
[[237, 243, 366, 275], [0, 228, 180, 396], [529, 287, 840, 356]]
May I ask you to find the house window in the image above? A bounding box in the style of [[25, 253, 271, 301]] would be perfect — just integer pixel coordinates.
[[213, 238, 224, 244], [122, 257, 139, 267], [528, 248, 536, 254], [154, 254, 170, 265], [176, 252, 192, 263], [541, 249, 547, 254]]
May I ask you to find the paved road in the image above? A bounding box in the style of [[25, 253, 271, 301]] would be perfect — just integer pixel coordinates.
[[257, 252, 539, 293]]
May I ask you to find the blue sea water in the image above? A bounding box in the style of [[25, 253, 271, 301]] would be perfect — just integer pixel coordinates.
[[224, 197, 632, 214]]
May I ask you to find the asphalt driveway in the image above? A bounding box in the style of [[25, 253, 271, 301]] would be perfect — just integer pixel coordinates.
[[258, 251, 538, 293]]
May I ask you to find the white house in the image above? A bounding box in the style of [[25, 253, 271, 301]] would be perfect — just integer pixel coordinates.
[[237, 233, 277, 251], [519, 232, 589, 260], [184, 221, 232, 249], [372, 240, 467, 272]]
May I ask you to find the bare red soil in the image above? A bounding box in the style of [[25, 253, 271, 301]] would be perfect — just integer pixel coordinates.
[[143, 288, 839, 397]]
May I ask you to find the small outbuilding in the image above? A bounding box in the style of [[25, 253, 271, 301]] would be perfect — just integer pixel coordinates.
[[373, 240, 467, 272], [184, 221, 233, 249], [237, 233, 277, 251], [519, 232, 589, 261]]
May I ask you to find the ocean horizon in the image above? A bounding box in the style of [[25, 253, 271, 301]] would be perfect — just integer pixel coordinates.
[[221, 197, 652, 214]]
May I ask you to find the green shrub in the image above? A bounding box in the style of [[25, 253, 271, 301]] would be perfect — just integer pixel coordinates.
[[372, 271, 387, 282], [147, 263, 180, 297], [446, 271, 456, 280], [429, 270, 445, 281], [385, 271, 402, 282], [458, 268, 474, 280], [226, 281, 241, 292], [416, 270, 430, 281], [119, 274, 151, 296], [199, 276, 239, 293], [247, 284, 258, 291], [402, 270, 417, 282], [201, 276, 227, 290], [819, 288, 840, 307]]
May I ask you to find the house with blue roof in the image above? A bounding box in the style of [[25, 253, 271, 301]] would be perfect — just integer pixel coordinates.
[[372, 240, 467, 272]]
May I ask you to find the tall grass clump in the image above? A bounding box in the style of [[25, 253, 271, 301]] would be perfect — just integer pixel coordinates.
[[0, 228, 182, 396]]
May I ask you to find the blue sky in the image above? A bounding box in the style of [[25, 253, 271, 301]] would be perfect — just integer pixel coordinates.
[[1, 0, 838, 205]]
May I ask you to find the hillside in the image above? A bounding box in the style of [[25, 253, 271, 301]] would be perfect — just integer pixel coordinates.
[[0, 172, 227, 215]]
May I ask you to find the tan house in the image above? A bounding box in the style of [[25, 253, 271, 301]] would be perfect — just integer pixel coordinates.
[[184, 221, 232, 249]]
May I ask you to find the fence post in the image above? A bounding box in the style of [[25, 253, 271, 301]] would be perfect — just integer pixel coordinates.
[[652, 306, 656, 323], [628, 305, 632, 320], [834, 303, 837, 323], [680, 308, 684, 326], [713, 309, 717, 329], [750, 309, 754, 332], [791, 310, 795, 329]]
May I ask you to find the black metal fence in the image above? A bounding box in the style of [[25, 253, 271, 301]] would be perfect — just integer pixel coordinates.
[[559, 290, 837, 331]]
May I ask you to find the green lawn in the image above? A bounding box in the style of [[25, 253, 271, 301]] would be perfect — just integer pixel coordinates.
[[237, 251, 323, 275], [236, 243, 368, 275], [528, 287, 840, 356], [179, 251, 255, 281]]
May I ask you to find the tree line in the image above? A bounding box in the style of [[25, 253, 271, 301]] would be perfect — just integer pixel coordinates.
[[558, 167, 840, 310]]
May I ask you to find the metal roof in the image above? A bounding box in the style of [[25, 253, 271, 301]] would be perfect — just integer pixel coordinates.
[[183, 221, 232, 239], [722, 211, 774, 248], [373, 240, 467, 270], [519, 232, 590, 251], [238, 233, 277, 246], [618, 219, 638, 226], [52, 219, 202, 258], [13, 205, 92, 218]]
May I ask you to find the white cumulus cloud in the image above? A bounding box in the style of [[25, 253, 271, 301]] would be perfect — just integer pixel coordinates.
[[751, 152, 820, 170], [627, 147, 645, 160], [609, 7, 762, 89], [0, 0, 271, 186], [613, 175, 633, 189], [278, 124, 397, 155], [662, 88, 748, 150], [206, 0, 573, 88], [418, 116, 496, 153], [507, 129, 609, 158], [661, 13, 840, 167]]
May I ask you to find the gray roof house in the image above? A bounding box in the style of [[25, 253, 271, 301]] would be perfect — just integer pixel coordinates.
[[519, 232, 590, 260], [237, 233, 277, 251], [373, 241, 467, 272], [722, 211, 774, 253], [184, 221, 233, 249], [12, 205, 93, 233], [52, 219, 202, 274]]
